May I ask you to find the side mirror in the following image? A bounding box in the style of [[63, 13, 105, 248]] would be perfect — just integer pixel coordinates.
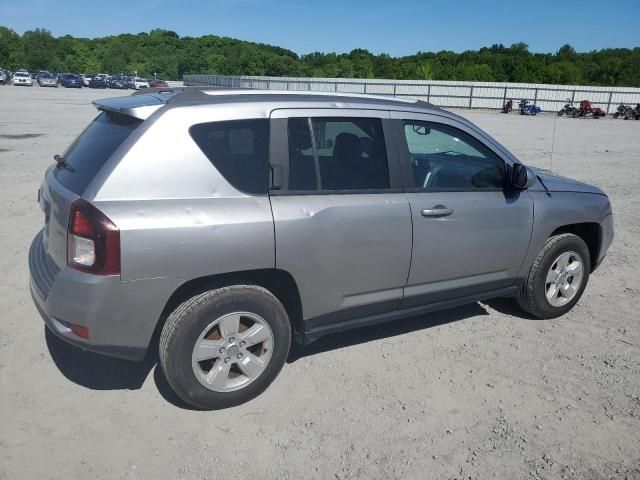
[[511, 163, 536, 189]]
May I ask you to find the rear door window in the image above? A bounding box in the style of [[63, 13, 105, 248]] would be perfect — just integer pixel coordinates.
[[54, 111, 141, 194], [190, 119, 270, 195], [287, 117, 390, 192]]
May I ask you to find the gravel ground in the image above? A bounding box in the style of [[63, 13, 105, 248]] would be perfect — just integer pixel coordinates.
[[1, 85, 639, 480]]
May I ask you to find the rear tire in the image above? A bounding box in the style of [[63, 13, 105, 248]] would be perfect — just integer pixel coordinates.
[[159, 285, 291, 409], [516, 234, 590, 319]]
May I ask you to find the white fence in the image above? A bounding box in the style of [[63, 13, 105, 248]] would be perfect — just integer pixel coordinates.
[[183, 75, 640, 114]]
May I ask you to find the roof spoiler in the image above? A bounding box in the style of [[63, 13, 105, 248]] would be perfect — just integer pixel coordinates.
[[91, 95, 167, 120]]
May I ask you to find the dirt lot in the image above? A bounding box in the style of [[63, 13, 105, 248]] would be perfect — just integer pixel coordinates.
[[1, 85, 639, 480]]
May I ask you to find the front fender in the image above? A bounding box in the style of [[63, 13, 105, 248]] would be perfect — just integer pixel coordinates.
[[518, 191, 611, 278]]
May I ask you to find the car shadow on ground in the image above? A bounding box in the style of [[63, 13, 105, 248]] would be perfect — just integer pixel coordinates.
[[287, 302, 490, 363], [45, 299, 529, 410], [45, 327, 158, 391], [484, 297, 538, 320]]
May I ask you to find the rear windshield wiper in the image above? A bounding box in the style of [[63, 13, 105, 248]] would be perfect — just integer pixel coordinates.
[[54, 154, 74, 172]]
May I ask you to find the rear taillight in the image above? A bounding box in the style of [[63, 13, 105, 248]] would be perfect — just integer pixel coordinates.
[[67, 199, 120, 275]]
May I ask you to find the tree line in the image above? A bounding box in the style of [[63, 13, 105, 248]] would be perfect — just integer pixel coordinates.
[[1, 26, 638, 86]]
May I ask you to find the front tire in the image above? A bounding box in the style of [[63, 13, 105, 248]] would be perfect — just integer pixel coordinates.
[[159, 285, 291, 409], [516, 233, 590, 319]]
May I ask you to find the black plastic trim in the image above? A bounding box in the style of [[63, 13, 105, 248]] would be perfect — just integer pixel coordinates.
[[400, 279, 515, 309], [301, 284, 521, 344]]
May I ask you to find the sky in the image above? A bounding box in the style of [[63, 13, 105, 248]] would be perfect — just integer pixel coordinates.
[[1, 0, 639, 56]]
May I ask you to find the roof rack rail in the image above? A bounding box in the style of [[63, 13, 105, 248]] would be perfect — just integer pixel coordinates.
[[416, 99, 439, 109], [126, 86, 441, 112], [130, 85, 232, 97]]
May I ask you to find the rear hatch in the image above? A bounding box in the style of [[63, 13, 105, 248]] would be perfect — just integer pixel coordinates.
[[39, 110, 143, 269]]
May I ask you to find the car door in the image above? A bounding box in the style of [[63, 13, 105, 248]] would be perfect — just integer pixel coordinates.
[[269, 109, 412, 331], [391, 112, 534, 309]]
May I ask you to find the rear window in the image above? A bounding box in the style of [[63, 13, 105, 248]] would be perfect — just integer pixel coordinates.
[[189, 119, 269, 195], [54, 111, 141, 194]]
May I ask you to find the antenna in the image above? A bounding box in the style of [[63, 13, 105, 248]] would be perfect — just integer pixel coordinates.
[[550, 112, 558, 171]]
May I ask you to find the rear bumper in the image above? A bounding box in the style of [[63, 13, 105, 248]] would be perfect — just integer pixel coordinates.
[[29, 230, 181, 361], [30, 286, 147, 360]]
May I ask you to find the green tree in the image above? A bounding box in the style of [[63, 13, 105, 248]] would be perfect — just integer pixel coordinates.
[[1, 25, 638, 86], [417, 61, 433, 80], [0, 27, 21, 67], [22, 28, 55, 69]]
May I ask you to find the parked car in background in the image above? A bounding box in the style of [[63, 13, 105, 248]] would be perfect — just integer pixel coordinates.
[[35, 70, 51, 79], [13, 71, 33, 86], [81, 75, 91, 87], [29, 89, 614, 409], [37, 73, 58, 87], [89, 76, 108, 89], [0, 69, 10, 85], [59, 74, 83, 88], [108, 76, 129, 89], [132, 77, 150, 89], [149, 79, 169, 88]]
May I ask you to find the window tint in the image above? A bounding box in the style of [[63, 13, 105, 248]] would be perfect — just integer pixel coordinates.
[[54, 111, 141, 194], [190, 119, 269, 194], [402, 121, 504, 191], [286, 117, 390, 192]]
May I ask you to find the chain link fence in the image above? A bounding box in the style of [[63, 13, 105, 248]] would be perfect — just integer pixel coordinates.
[[183, 75, 640, 114]]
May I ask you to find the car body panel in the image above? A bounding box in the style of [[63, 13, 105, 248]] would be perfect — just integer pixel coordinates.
[[528, 167, 605, 195], [519, 190, 612, 278], [38, 168, 77, 269], [402, 190, 533, 308], [30, 232, 180, 360], [271, 193, 413, 324], [387, 111, 534, 307]]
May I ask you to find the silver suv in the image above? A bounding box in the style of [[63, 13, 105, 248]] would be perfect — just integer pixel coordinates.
[[29, 89, 614, 409]]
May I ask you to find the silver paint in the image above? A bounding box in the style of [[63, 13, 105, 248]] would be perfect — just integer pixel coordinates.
[[28, 90, 614, 358]]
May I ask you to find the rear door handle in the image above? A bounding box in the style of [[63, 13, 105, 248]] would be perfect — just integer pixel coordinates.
[[421, 206, 454, 217]]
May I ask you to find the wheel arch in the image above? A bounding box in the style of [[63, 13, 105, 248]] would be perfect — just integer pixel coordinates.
[[550, 222, 601, 271], [152, 269, 304, 349]]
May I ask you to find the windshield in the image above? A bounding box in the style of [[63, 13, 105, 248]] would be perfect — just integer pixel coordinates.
[[15, 72, 29, 77], [54, 111, 142, 194]]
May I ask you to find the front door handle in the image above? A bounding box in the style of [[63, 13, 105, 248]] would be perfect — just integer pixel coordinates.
[[421, 205, 454, 217]]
